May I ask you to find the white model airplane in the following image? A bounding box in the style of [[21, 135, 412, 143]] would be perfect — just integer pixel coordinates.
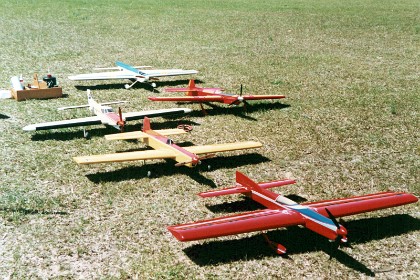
[[68, 61, 198, 89], [23, 90, 191, 133]]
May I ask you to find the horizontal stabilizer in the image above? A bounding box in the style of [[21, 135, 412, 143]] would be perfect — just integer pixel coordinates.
[[164, 86, 223, 92], [149, 96, 225, 102], [58, 104, 90, 111], [105, 128, 187, 141], [199, 179, 296, 198], [93, 66, 152, 71], [105, 131, 150, 141], [100, 101, 127, 106]]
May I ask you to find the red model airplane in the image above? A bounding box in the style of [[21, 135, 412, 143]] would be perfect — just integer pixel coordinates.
[[148, 80, 286, 114], [168, 171, 418, 255]]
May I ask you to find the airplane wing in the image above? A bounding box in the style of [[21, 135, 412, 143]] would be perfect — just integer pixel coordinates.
[[142, 69, 198, 78], [168, 209, 304, 241], [73, 149, 177, 164], [242, 95, 286, 100], [305, 191, 418, 218], [122, 108, 192, 121], [148, 96, 225, 102], [68, 71, 135, 81], [184, 141, 262, 155], [23, 116, 102, 131]]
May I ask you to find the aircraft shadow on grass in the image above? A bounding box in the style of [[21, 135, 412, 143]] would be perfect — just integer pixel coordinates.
[[74, 79, 204, 92], [183, 214, 420, 276], [30, 119, 200, 142], [0, 206, 68, 216], [85, 153, 270, 188], [184, 102, 290, 121], [205, 194, 308, 214], [0, 113, 10, 119]]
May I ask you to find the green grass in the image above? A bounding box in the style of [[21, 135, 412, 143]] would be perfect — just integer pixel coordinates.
[[0, 0, 419, 278]]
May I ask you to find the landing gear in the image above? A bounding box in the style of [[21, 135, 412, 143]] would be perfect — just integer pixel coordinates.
[[262, 232, 287, 255], [199, 103, 208, 115], [124, 80, 139, 89], [83, 128, 90, 139]]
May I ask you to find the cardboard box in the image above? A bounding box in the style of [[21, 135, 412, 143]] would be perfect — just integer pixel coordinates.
[[11, 73, 63, 101], [11, 87, 62, 101]]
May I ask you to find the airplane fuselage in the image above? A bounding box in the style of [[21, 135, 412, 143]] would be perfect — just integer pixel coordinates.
[[247, 187, 348, 242], [88, 95, 122, 129], [141, 129, 199, 167]]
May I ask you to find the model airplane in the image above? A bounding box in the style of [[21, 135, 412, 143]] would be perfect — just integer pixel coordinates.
[[68, 61, 198, 89], [73, 117, 262, 167], [168, 171, 418, 255], [23, 90, 192, 133], [148, 80, 286, 113]]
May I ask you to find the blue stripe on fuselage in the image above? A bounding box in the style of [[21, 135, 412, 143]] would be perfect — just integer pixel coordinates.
[[291, 207, 336, 227]]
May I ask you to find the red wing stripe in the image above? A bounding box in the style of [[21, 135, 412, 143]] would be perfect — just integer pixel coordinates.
[[168, 209, 303, 241]]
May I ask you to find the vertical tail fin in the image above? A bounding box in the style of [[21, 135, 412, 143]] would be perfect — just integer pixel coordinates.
[[188, 79, 196, 89], [236, 171, 263, 192], [87, 89, 93, 101], [186, 79, 196, 96], [142, 117, 151, 132], [87, 89, 96, 109]]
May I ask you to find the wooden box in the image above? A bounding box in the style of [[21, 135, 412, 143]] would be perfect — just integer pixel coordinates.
[[11, 74, 63, 101]]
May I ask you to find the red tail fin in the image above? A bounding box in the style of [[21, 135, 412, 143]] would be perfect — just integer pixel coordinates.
[[236, 171, 263, 192], [186, 79, 197, 96], [188, 79, 196, 89], [142, 117, 151, 132]]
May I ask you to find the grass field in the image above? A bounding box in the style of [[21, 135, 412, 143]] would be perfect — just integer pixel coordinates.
[[0, 0, 419, 278]]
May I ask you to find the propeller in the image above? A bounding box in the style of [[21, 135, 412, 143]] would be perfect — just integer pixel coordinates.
[[117, 107, 125, 132], [325, 208, 348, 244], [325, 208, 340, 228], [174, 153, 216, 167], [176, 124, 193, 132], [227, 84, 244, 106]]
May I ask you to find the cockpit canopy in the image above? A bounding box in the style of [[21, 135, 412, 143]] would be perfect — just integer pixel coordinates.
[[101, 106, 114, 114]]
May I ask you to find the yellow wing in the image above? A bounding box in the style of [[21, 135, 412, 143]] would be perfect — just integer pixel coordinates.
[[73, 149, 176, 164], [184, 141, 262, 155], [105, 129, 187, 141]]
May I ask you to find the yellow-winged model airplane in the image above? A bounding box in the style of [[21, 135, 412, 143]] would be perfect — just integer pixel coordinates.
[[73, 117, 262, 167]]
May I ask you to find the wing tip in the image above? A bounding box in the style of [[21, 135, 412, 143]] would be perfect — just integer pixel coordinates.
[[73, 157, 91, 164], [167, 226, 188, 241], [23, 125, 36, 131]]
